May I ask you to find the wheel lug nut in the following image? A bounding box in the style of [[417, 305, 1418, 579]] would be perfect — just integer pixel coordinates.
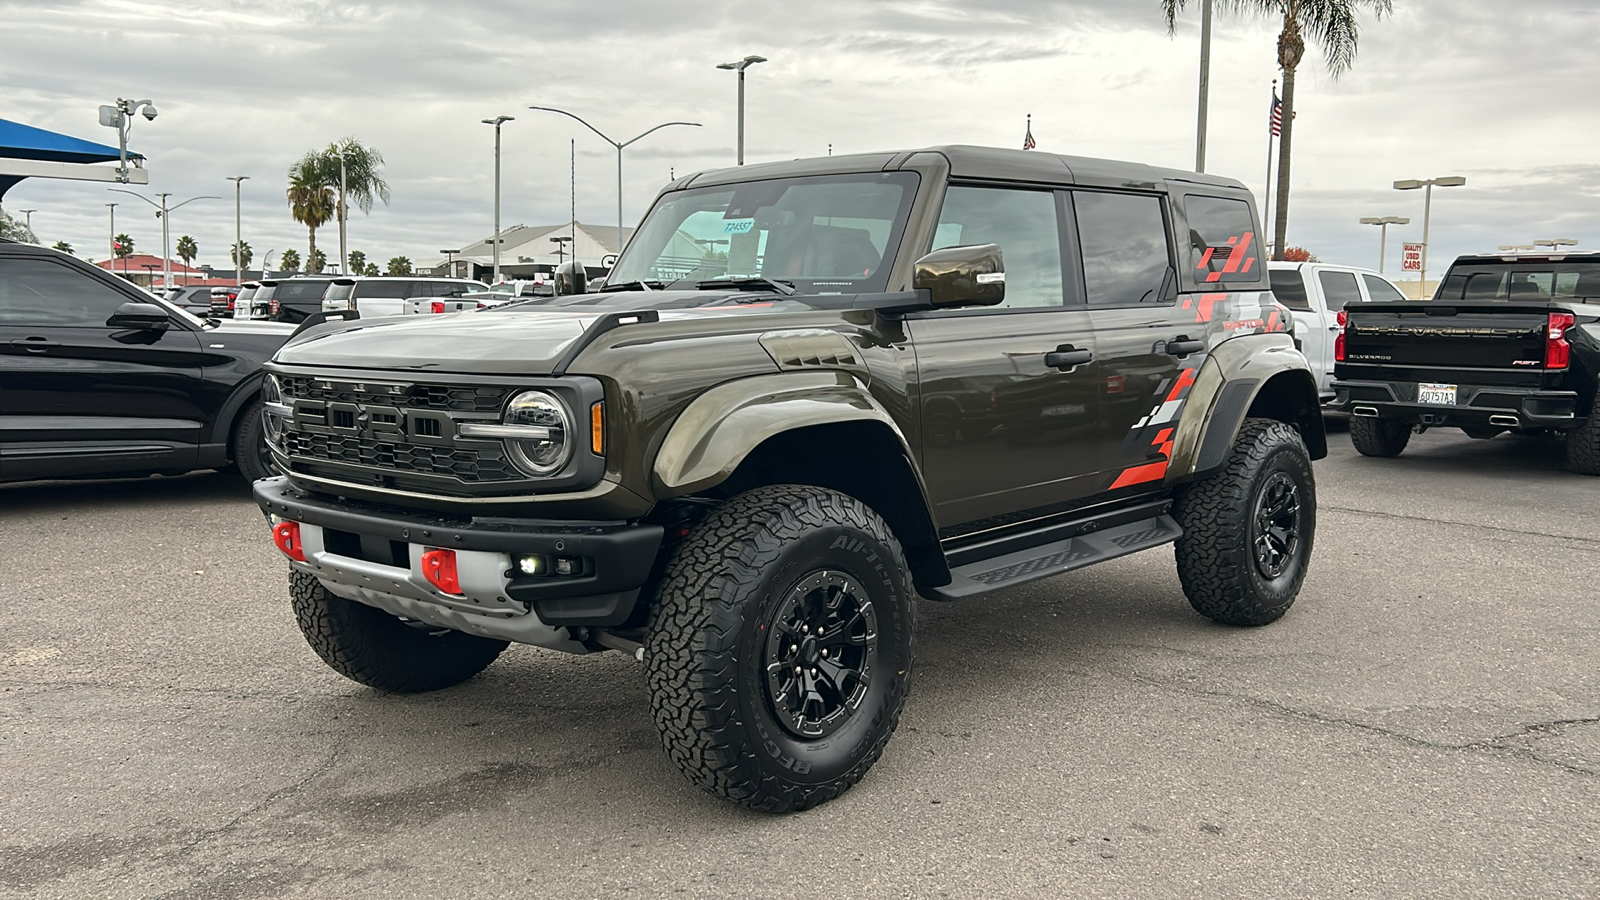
[[795, 666, 802, 674], [790, 644, 798, 653], [810, 667, 818, 676]]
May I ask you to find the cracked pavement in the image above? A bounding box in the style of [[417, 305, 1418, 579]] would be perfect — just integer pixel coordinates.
[[2, 425, 1596, 898]]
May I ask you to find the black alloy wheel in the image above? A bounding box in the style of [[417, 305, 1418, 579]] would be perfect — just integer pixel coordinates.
[[1251, 472, 1301, 580], [763, 570, 879, 740]]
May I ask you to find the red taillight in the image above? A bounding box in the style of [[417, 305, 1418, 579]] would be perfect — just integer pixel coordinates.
[[1334, 309, 1348, 362], [421, 548, 462, 594], [269, 299, 280, 316], [272, 520, 305, 562], [1545, 311, 1575, 370], [227, 299, 236, 311], [430, 301, 445, 314]]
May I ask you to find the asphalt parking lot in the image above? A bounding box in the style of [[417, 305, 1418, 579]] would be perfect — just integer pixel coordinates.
[[3, 426, 1597, 900]]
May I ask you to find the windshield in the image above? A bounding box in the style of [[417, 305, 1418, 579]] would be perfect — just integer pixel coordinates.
[[608, 171, 920, 293], [1437, 261, 1600, 301]]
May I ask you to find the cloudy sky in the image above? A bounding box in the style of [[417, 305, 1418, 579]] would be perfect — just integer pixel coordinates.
[[2, 0, 1596, 280]]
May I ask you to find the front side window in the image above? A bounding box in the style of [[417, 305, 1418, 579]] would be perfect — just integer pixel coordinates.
[[610, 171, 919, 293], [1074, 191, 1172, 307], [1318, 270, 1363, 311], [0, 258, 139, 326], [1184, 195, 1262, 284], [931, 186, 1064, 309]]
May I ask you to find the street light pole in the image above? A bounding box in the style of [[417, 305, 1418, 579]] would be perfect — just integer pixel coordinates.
[[337, 149, 348, 275], [1359, 216, 1409, 273], [108, 189, 220, 291], [1194, 0, 1213, 172], [717, 55, 767, 165], [481, 116, 514, 284], [1394, 176, 1466, 292], [19, 209, 36, 231], [106, 202, 117, 269], [227, 176, 249, 285], [528, 107, 701, 260]]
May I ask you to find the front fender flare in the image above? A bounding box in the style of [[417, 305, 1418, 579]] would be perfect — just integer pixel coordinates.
[[653, 370, 914, 496]]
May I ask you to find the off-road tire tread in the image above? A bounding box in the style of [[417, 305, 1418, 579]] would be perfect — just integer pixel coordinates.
[[1564, 414, 1600, 475], [644, 484, 914, 813], [1349, 416, 1411, 458], [289, 569, 508, 693], [1173, 418, 1314, 627]]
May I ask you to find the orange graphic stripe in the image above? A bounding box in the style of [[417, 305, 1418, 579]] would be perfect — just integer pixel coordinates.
[[1111, 461, 1168, 489]]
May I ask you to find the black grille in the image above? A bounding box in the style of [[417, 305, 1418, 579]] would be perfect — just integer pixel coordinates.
[[278, 376, 510, 412], [281, 431, 518, 482]]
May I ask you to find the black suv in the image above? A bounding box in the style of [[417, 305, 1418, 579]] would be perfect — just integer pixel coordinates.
[[0, 240, 293, 483], [257, 276, 341, 324]]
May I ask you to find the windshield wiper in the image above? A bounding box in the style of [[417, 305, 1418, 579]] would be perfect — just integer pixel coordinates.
[[599, 279, 666, 293], [694, 277, 796, 296]]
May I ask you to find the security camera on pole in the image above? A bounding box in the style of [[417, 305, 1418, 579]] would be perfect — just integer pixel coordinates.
[[98, 98, 157, 184]]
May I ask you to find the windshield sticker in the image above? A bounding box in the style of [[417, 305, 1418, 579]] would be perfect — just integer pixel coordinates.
[[723, 218, 755, 234]]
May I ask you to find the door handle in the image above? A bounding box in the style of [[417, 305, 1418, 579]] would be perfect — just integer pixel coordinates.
[[10, 337, 59, 352], [1164, 338, 1205, 357], [1044, 348, 1093, 370]]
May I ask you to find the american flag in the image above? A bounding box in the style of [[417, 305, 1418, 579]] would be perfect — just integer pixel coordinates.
[[1022, 115, 1036, 150], [1270, 91, 1283, 137]]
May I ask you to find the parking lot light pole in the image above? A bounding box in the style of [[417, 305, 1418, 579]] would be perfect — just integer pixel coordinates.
[[226, 176, 249, 285], [1394, 176, 1466, 290], [528, 107, 701, 258], [108, 190, 219, 291], [19, 209, 36, 231], [481, 116, 514, 284], [105, 202, 117, 268], [1533, 238, 1579, 253], [1359, 215, 1409, 273], [716, 55, 767, 165]]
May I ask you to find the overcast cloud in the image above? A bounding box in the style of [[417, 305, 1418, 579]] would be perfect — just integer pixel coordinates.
[[2, 0, 1596, 278]]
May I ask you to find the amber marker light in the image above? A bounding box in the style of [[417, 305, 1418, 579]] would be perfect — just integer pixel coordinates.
[[591, 402, 605, 454]]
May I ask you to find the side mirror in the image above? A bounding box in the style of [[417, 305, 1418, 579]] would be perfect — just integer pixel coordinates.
[[912, 243, 1005, 309], [553, 260, 588, 296], [106, 301, 171, 331]]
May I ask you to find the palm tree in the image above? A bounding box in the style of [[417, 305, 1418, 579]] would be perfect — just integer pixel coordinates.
[[231, 240, 253, 269], [364, 262, 380, 277], [1162, 0, 1392, 258], [114, 233, 135, 277], [385, 256, 412, 276], [286, 151, 336, 270], [175, 235, 198, 285], [347, 250, 367, 275], [279, 248, 302, 272], [52, 240, 73, 255], [318, 139, 390, 271], [308, 248, 327, 274]]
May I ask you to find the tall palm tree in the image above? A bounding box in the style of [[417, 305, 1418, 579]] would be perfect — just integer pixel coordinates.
[[1162, 0, 1392, 259], [114, 233, 134, 277], [286, 152, 336, 269], [318, 139, 390, 272], [231, 240, 252, 269], [175, 235, 198, 285]]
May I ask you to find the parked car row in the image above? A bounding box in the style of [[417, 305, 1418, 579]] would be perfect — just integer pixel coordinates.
[[203, 274, 489, 322]]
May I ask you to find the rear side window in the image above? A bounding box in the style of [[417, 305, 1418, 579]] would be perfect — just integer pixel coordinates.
[[1363, 274, 1407, 303], [1184, 195, 1262, 284], [1317, 270, 1363, 311], [352, 281, 409, 299], [1269, 269, 1311, 310], [1073, 191, 1171, 307]]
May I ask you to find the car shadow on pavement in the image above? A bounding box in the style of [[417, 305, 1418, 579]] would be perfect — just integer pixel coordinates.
[[0, 470, 252, 513], [1333, 429, 1572, 477]]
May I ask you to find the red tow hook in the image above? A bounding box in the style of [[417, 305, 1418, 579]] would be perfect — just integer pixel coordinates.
[[272, 520, 306, 562], [421, 548, 463, 595]]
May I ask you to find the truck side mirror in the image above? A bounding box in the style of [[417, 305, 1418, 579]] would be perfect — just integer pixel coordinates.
[[106, 301, 171, 331], [554, 260, 588, 296], [912, 243, 1005, 308]]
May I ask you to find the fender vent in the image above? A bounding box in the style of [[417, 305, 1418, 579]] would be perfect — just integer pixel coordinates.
[[759, 329, 863, 372]]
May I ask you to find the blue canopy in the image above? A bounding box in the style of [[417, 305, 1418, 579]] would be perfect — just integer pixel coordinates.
[[0, 117, 142, 165]]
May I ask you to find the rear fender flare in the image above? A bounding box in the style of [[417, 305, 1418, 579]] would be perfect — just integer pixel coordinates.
[[1170, 335, 1327, 480], [653, 370, 917, 496]]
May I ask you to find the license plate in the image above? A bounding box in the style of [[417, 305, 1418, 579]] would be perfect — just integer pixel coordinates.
[[1417, 383, 1457, 405]]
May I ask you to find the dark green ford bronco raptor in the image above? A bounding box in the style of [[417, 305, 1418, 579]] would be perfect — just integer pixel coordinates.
[[254, 145, 1326, 811]]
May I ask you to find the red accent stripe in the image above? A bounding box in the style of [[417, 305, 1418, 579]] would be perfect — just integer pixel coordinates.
[[1195, 293, 1225, 322], [1196, 247, 1215, 271], [1153, 427, 1174, 446], [1165, 367, 1197, 402], [1111, 461, 1168, 489], [1221, 232, 1255, 274]]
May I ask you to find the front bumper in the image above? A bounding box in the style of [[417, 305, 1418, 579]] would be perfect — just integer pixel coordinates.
[[253, 477, 663, 645], [1331, 379, 1579, 429]]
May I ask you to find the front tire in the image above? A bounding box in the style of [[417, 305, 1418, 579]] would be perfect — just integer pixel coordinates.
[[289, 570, 508, 692], [1173, 418, 1316, 627], [645, 485, 915, 812], [1349, 416, 1411, 458], [1564, 414, 1600, 475]]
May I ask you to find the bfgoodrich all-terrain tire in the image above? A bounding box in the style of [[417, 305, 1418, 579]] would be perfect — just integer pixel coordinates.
[[1173, 418, 1316, 627], [1349, 416, 1411, 458], [1564, 415, 1600, 475], [645, 485, 915, 813], [289, 570, 508, 692]]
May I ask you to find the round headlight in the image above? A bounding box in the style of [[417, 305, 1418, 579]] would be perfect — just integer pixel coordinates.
[[503, 390, 570, 475]]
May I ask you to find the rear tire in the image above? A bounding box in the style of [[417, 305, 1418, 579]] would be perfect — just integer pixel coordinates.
[[1565, 415, 1600, 475], [1349, 416, 1411, 458], [644, 485, 915, 812], [1173, 418, 1316, 627], [233, 398, 277, 482], [289, 570, 508, 692]]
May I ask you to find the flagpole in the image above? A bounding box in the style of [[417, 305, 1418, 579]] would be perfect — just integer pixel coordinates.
[[1264, 79, 1277, 249]]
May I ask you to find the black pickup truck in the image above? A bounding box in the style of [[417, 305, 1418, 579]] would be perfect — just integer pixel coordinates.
[[1332, 251, 1600, 473]]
